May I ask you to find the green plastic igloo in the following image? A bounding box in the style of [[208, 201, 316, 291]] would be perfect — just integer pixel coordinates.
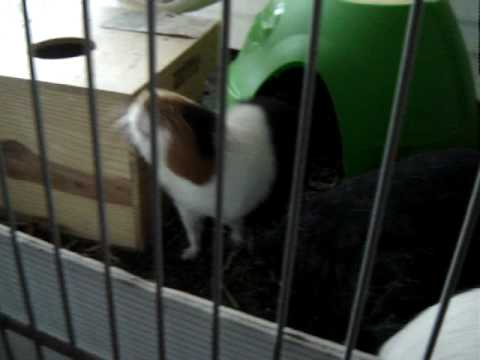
[[228, 0, 478, 176]]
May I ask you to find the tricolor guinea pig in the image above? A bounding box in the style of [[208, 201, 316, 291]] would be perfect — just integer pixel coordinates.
[[117, 89, 319, 260], [253, 149, 480, 352]]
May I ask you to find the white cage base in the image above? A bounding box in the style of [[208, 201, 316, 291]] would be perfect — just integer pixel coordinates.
[[0, 225, 376, 360]]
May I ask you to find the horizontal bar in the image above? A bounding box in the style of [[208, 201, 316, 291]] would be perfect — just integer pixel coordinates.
[[342, 1, 425, 359], [0, 313, 103, 360], [211, 0, 231, 359], [272, 1, 324, 359], [146, 0, 167, 359], [19, 0, 76, 348], [423, 163, 480, 359], [80, 1, 120, 359]]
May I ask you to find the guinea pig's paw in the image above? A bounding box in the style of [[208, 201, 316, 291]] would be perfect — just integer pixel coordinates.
[[230, 228, 244, 247], [230, 221, 253, 248], [231, 228, 255, 254], [181, 245, 200, 260], [307, 168, 339, 192]]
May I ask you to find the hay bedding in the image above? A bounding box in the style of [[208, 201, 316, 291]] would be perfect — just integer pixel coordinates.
[[4, 149, 480, 354]]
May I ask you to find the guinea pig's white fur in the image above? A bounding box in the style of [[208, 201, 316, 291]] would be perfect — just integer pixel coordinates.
[[118, 89, 276, 259], [378, 288, 480, 360]]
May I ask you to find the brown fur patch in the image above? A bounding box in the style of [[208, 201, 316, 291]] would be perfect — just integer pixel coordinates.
[[142, 90, 215, 185]]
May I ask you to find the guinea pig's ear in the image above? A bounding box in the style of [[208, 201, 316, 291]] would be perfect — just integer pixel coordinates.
[[139, 89, 196, 135]]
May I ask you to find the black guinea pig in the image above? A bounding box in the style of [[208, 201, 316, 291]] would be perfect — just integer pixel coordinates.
[[252, 149, 480, 353]]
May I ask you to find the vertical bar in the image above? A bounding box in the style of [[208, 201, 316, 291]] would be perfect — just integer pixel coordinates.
[[20, 0, 76, 348], [211, 0, 231, 359], [80, 1, 120, 359], [146, 1, 167, 359], [0, 321, 15, 360], [342, 1, 424, 359], [272, 1, 323, 359], [422, 164, 480, 360], [0, 147, 43, 360]]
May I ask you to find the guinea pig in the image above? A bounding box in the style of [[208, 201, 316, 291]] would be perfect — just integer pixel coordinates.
[[378, 288, 480, 360], [252, 149, 480, 353], [117, 89, 326, 260]]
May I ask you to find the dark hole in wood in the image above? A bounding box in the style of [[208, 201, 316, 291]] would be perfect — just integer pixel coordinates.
[[32, 37, 95, 59], [256, 66, 345, 183]]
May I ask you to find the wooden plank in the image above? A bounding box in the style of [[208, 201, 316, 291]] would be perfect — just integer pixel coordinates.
[[0, 79, 131, 177], [2, 140, 131, 207], [0, 77, 138, 248], [0, 226, 377, 360]]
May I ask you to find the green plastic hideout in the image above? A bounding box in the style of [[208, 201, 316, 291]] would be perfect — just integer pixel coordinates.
[[227, 0, 479, 176]]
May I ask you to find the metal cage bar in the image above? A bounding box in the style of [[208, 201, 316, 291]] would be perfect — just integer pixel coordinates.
[[422, 164, 480, 359], [0, 146, 43, 360], [211, 1, 231, 359], [80, 1, 120, 359], [146, 1, 167, 359], [19, 0, 76, 349], [0, 322, 14, 360], [272, 1, 323, 359], [342, 1, 425, 359]]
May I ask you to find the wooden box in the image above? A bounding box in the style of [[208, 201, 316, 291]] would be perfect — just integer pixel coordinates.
[[0, 0, 219, 249]]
